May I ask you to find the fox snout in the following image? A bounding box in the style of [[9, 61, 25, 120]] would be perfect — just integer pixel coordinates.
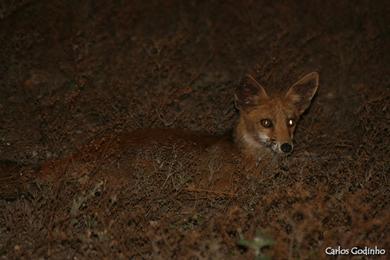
[[280, 143, 293, 154], [267, 138, 293, 154], [271, 141, 293, 154], [258, 127, 294, 155]]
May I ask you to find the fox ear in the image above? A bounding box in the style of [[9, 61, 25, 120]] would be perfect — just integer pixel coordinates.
[[285, 72, 319, 115], [235, 74, 269, 110]]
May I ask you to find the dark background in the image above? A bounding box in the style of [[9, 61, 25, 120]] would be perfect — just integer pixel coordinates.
[[0, 0, 388, 258]]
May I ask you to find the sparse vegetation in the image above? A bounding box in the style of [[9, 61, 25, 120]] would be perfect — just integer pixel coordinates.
[[0, 0, 388, 259]]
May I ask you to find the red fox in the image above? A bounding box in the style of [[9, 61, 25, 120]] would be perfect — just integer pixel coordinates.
[[0, 72, 319, 199], [234, 72, 319, 163]]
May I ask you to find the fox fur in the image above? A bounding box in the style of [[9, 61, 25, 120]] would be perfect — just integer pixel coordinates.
[[234, 72, 319, 163]]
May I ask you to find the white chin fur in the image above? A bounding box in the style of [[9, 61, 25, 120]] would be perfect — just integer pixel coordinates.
[[258, 133, 269, 143], [272, 143, 280, 153]]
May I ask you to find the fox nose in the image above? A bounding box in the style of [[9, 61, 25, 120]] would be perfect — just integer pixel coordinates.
[[281, 143, 293, 154]]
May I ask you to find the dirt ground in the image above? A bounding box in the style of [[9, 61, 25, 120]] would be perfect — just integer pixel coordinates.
[[0, 0, 389, 259]]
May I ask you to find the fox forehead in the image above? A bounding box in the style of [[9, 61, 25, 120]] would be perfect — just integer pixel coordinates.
[[246, 97, 298, 121]]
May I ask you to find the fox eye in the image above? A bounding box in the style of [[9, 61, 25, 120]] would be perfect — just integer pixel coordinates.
[[287, 119, 295, 127], [260, 119, 273, 128]]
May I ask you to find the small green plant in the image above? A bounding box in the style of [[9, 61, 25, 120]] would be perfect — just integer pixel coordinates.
[[237, 230, 275, 260]]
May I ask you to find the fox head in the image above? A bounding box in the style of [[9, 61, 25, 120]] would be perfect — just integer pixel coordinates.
[[235, 72, 319, 155]]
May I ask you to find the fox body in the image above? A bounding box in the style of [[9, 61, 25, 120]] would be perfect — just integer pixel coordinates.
[[234, 72, 319, 162], [0, 72, 319, 200]]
